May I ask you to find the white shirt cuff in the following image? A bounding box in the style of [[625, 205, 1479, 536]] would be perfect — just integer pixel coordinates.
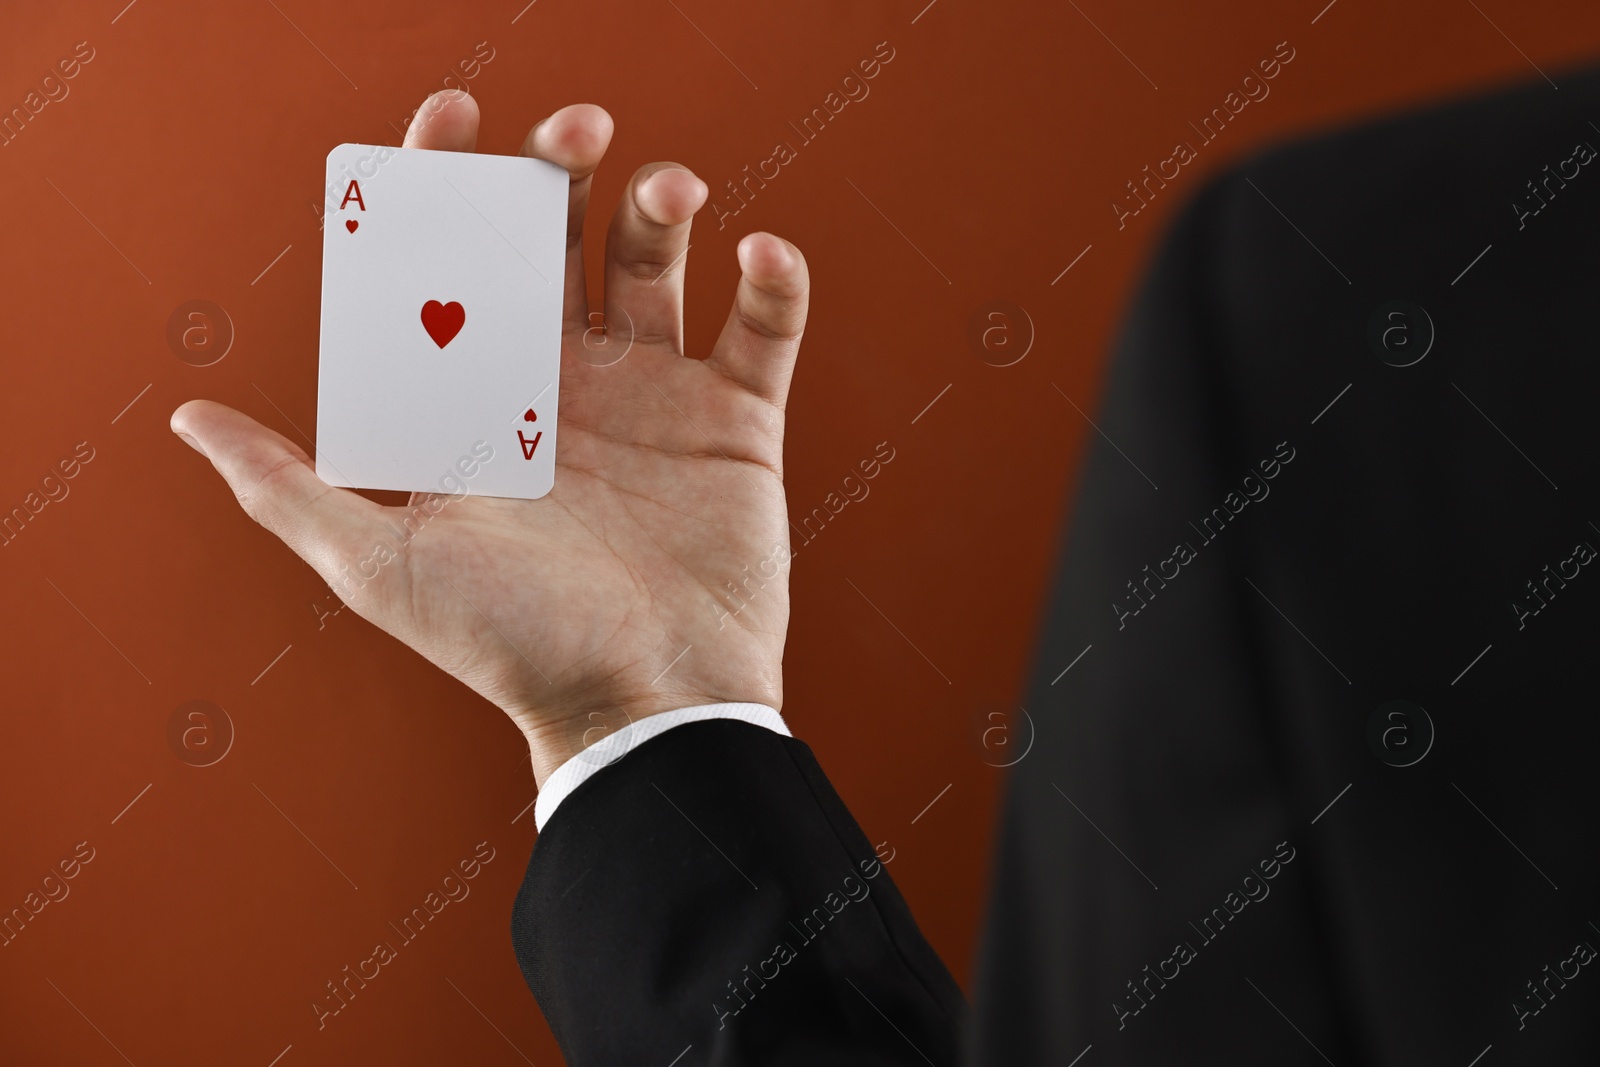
[[533, 702, 790, 831]]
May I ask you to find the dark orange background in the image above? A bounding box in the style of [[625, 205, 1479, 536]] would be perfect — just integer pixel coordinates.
[[3, 1, 1598, 1063]]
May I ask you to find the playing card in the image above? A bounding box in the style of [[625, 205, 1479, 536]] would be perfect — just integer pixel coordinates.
[[316, 142, 567, 500]]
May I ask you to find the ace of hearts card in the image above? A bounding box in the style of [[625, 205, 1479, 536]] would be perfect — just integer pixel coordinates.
[[316, 142, 568, 499]]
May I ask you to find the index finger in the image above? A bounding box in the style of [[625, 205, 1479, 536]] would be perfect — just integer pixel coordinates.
[[402, 89, 480, 152], [519, 104, 614, 334]]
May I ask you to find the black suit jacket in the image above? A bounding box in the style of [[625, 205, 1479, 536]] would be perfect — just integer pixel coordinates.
[[514, 67, 1600, 1065]]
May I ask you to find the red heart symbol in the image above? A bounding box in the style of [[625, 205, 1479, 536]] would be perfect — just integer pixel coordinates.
[[522, 409, 537, 422], [420, 300, 466, 349], [345, 219, 359, 233]]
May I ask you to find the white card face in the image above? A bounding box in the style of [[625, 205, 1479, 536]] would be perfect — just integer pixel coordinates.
[[316, 142, 567, 499]]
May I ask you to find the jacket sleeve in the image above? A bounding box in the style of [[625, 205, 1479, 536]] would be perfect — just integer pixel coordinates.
[[511, 718, 966, 1065]]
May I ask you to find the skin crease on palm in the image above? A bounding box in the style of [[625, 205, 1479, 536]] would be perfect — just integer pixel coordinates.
[[169, 90, 810, 788]]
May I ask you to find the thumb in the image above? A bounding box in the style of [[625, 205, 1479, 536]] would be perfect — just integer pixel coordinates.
[[170, 399, 383, 577]]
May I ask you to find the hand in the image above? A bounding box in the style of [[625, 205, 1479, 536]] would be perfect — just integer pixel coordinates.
[[171, 91, 809, 787]]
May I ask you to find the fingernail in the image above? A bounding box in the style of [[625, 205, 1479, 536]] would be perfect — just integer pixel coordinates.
[[175, 432, 207, 457]]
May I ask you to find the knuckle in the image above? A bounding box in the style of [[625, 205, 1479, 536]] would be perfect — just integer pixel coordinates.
[[236, 453, 301, 524], [737, 304, 802, 343], [615, 252, 679, 284]]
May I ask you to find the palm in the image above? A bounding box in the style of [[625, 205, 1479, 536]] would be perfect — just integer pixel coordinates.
[[172, 95, 809, 784], [390, 337, 790, 739]]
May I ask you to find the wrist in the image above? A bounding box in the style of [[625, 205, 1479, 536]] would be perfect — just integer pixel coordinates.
[[523, 703, 648, 790], [518, 687, 782, 790]]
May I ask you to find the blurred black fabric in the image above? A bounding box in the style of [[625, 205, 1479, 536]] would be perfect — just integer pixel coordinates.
[[976, 64, 1600, 1065]]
